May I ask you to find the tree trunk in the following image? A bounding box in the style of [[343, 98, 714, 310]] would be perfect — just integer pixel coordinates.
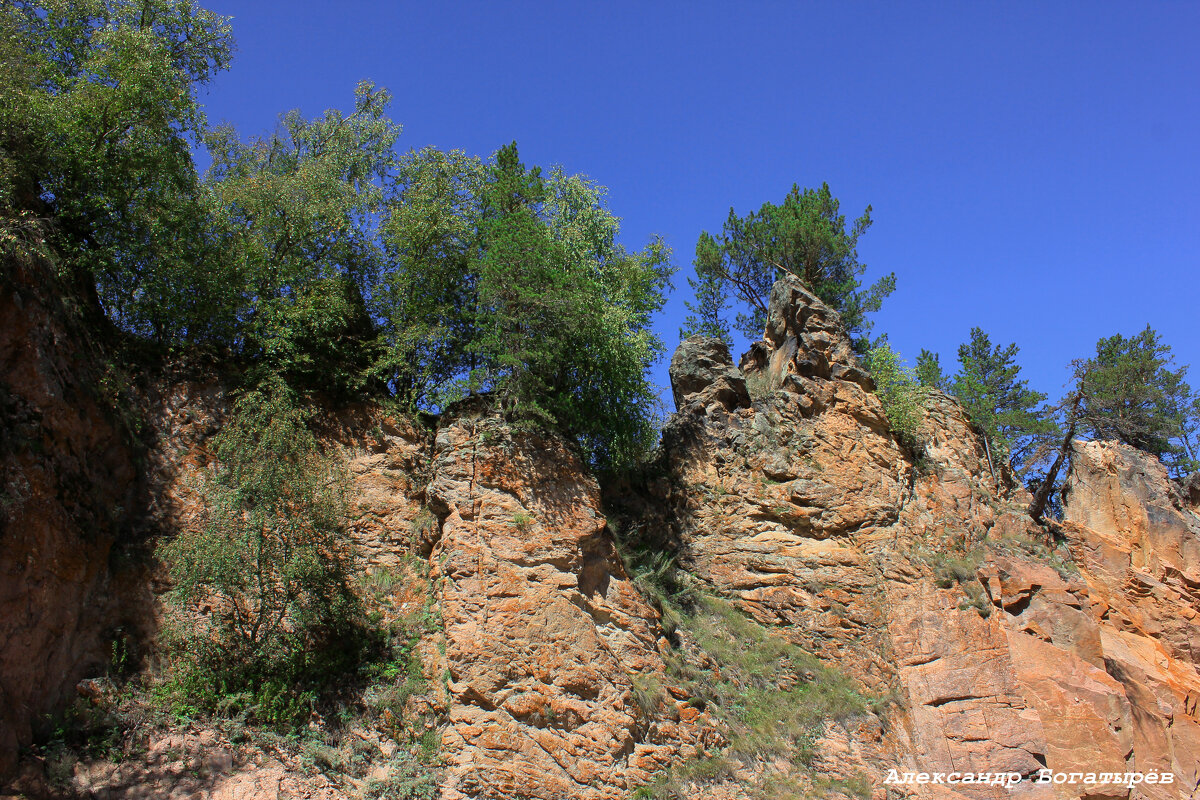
[[1030, 393, 1083, 523], [982, 434, 997, 490]]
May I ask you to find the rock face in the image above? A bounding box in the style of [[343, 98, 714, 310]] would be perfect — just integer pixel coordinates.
[[426, 408, 704, 800], [1180, 472, 1200, 510], [1058, 441, 1200, 792], [669, 336, 751, 412], [0, 255, 140, 777], [739, 278, 873, 391], [5, 270, 1200, 800], [656, 275, 1200, 798]]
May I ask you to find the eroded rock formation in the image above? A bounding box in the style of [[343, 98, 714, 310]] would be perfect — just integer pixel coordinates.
[[653, 275, 1200, 799], [426, 409, 706, 799], [4, 272, 1200, 800]]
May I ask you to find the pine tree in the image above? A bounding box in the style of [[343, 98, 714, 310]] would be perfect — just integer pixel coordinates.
[[683, 183, 894, 348], [915, 349, 947, 391], [1077, 326, 1198, 474], [951, 328, 1053, 475], [1031, 328, 1199, 520]]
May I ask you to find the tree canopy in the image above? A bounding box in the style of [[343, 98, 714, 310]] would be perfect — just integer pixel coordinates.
[[395, 143, 675, 468], [3, 2, 675, 469], [1, 0, 233, 317], [682, 183, 895, 348], [202, 81, 399, 391], [9, 0, 1197, 484], [1075, 326, 1198, 475], [915, 349, 947, 392], [1029, 326, 1198, 521], [950, 328, 1054, 473]]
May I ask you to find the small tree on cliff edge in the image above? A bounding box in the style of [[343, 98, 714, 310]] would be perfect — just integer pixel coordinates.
[[915, 349, 948, 391], [682, 183, 895, 349], [1030, 326, 1198, 521], [158, 378, 364, 722], [465, 143, 674, 470], [951, 328, 1054, 478], [1078, 326, 1198, 472]]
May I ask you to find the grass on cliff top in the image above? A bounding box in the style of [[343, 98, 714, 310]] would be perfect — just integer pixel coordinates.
[[633, 589, 873, 800]]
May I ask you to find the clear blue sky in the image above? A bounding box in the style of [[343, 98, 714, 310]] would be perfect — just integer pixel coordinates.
[[198, 1, 1199, 408]]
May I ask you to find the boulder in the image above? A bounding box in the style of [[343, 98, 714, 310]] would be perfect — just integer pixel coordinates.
[[669, 335, 751, 412]]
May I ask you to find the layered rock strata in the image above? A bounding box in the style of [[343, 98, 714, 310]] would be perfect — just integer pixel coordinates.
[[426, 409, 706, 799], [658, 275, 1200, 799]]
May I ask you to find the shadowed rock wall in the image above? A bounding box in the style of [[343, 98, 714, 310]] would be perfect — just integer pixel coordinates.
[[0, 255, 139, 777]]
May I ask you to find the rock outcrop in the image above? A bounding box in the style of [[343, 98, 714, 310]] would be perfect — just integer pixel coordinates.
[[670, 336, 751, 412], [655, 275, 1200, 798], [5, 270, 1200, 800], [0, 255, 141, 777], [427, 408, 705, 799]]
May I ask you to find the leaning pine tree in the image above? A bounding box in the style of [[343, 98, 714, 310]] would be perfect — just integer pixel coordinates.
[[1030, 326, 1199, 521]]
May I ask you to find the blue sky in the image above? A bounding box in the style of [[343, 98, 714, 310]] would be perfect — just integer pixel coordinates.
[[198, 1, 1199, 407]]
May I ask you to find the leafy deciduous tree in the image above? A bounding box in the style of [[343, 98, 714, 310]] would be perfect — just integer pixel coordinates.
[[866, 343, 928, 447], [158, 379, 363, 721], [469, 145, 674, 468], [1, 0, 233, 333], [202, 81, 400, 392], [375, 147, 485, 407], [375, 142, 675, 468]]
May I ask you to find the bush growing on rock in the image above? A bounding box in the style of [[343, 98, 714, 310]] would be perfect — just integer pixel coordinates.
[[865, 343, 927, 448], [157, 378, 365, 723]]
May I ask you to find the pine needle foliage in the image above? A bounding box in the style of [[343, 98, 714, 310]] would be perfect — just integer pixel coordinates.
[[1076, 326, 1199, 476], [915, 349, 947, 391], [683, 183, 894, 348], [951, 328, 1054, 473]]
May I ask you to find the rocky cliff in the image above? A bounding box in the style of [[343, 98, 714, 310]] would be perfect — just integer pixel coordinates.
[[648, 277, 1200, 799], [4, 274, 1200, 800], [0, 254, 143, 780]]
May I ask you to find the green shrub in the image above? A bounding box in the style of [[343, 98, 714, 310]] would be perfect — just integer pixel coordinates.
[[156, 377, 366, 725], [745, 370, 775, 403], [631, 674, 666, 716], [865, 343, 928, 447]]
